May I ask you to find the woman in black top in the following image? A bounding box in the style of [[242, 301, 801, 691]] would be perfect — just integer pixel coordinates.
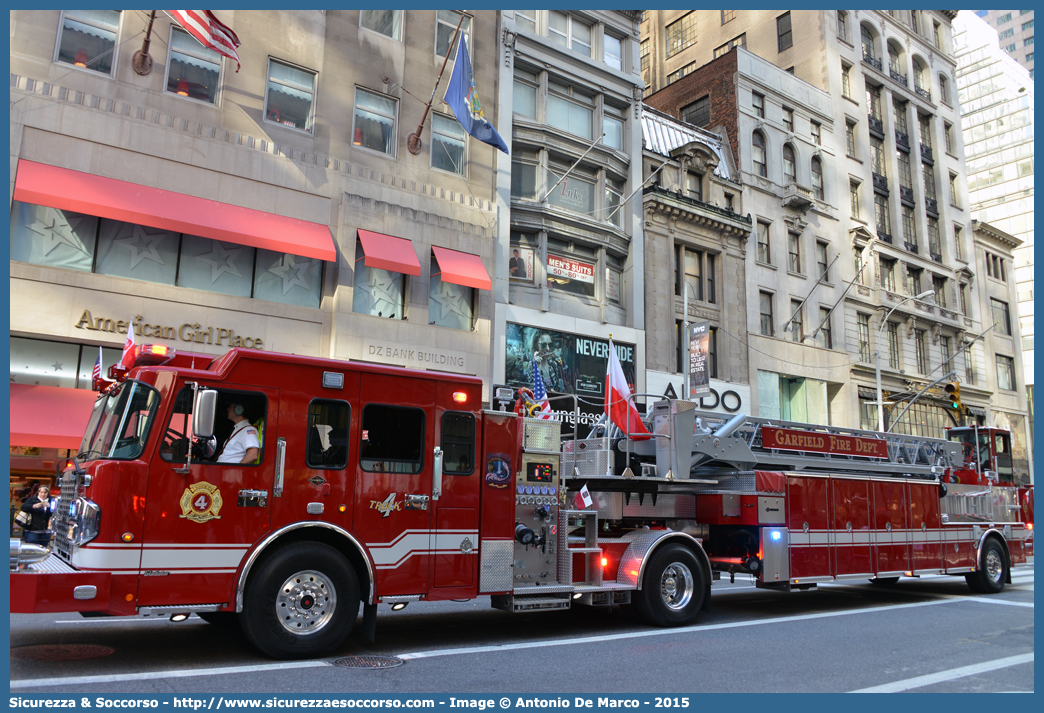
[[19, 485, 51, 538]]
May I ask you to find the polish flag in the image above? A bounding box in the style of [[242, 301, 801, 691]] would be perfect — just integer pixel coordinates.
[[119, 320, 137, 370], [571, 484, 593, 510], [605, 337, 651, 440]]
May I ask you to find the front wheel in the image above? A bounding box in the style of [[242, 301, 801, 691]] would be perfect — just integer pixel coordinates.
[[632, 543, 706, 627], [965, 538, 1007, 594], [240, 542, 360, 659]]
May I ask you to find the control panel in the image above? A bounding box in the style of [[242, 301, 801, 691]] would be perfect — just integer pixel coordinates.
[[513, 453, 561, 585]]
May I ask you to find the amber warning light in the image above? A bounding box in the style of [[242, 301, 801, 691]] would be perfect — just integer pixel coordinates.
[[134, 344, 174, 366], [452, 392, 468, 403]]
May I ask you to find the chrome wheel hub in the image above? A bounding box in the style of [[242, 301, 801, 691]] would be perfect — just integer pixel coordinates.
[[984, 549, 1003, 583], [276, 569, 336, 635], [660, 563, 694, 610]]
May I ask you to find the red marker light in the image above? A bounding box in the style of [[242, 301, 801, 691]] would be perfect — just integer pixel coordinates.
[[452, 392, 468, 403], [600, 557, 608, 568]]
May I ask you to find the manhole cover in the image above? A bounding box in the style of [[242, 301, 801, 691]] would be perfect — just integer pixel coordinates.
[[333, 655, 404, 669], [12, 644, 116, 661]]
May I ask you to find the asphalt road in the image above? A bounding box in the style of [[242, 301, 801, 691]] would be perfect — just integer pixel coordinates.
[[10, 562, 1033, 694]]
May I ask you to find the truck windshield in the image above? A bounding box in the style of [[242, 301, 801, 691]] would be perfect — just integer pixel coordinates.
[[80, 380, 161, 461]]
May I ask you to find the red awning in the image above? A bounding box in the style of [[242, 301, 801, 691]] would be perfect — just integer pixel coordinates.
[[13, 160, 337, 262], [357, 229, 421, 276], [10, 384, 100, 450], [431, 246, 492, 291]]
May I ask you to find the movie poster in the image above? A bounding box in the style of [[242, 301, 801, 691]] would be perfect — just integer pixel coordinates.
[[505, 323, 637, 433]]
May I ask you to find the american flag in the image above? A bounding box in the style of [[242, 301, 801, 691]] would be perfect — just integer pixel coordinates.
[[168, 11, 241, 72], [531, 358, 553, 420], [91, 346, 103, 382]]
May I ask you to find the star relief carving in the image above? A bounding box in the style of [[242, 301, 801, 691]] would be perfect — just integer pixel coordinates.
[[358, 267, 402, 315], [26, 210, 90, 256], [267, 254, 315, 295], [195, 242, 244, 283], [431, 277, 471, 324], [115, 225, 167, 268]]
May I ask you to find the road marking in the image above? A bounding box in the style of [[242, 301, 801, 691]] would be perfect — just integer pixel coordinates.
[[964, 597, 1034, 608], [9, 661, 329, 690], [849, 653, 1034, 693]]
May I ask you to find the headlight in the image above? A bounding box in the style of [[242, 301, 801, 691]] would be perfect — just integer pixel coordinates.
[[71, 498, 101, 546]]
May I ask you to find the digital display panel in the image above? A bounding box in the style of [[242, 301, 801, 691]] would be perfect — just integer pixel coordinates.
[[527, 462, 553, 482]]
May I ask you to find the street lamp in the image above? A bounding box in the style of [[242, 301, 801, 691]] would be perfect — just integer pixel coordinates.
[[875, 290, 934, 431]]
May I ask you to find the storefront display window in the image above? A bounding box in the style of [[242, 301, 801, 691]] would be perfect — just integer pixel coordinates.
[[353, 243, 404, 318], [547, 239, 596, 298], [95, 218, 179, 285], [428, 256, 474, 331], [178, 234, 255, 298], [253, 249, 323, 308]]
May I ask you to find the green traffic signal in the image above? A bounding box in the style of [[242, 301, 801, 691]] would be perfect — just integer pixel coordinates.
[[944, 381, 961, 410]]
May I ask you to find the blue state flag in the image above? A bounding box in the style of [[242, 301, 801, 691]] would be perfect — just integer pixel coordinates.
[[444, 35, 509, 154]]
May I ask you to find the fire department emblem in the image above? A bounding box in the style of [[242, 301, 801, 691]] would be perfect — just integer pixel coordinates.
[[179, 481, 223, 523], [485, 454, 511, 489], [370, 492, 402, 518]]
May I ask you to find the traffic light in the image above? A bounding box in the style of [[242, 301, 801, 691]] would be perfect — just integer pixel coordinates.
[[944, 381, 962, 411]]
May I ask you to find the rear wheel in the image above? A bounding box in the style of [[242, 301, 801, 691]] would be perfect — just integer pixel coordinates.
[[966, 538, 1007, 594], [240, 542, 360, 659], [632, 544, 706, 627]]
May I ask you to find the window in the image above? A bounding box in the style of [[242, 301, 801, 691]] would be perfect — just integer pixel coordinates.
[[360, 10, 402, 41], [915, 329, 928, 374], [161, 387, 262, 465], [547, 80, 594, 139], [510, 149, 538, 200], [854, 247, 867, 284], [949, 172, 960, 207], [265, 60, 316, 133], [677, 247, 717, 304], [605, 176, 624, 227], [354, 242, 404, 318], [940, 336, 952, 369], [954, 224, 963, 261], [431, 113, 467, 175], [783, 107, 794, 132], [997, 355, 1016, 391], [603, 105, 625, 151], [435, 10, 471, 59], [546, 166, 595, 216], [441, 412, 476, 475], [902, 205, 916, 247], [668, 62, 697, 84], [894, 100, 908, 135], [307, 400, 350, 469], [756, 221, 771, 264], [999, 28, 1015, 40], [1026, 37, 1035, 46], [858, 313, 872, 361], [997, 13, 1013, 24], [546, 238, 597, 298], [919, 115, 933, 149], [686, 172, 703, 202], [666, 13, 697, 57], [816, 241, 829, 281], [640, 39, 650, 76], [165, 27, 222, 104], [56, 10, 120, 75], [353, 87, 396, 154], [906, 265, 922, 296], [777, 12, 793, 52], [838, 11, 848, 42], [932, 275, 946, 307], [846, 121, 857, 156], [861, 25, 875, 60], [934, 22, 943, 50], [1027, 52, 1035, 62], [604, 33, 622, 70], [927, 217, 941, 258], [513, 68, 537, 119], [787, 232, 801, 273], [783, 144, 796, 184], [887, 322, 901, 369], [960, 283, 969, 315], [724, 193, 734, 211], [874, 193, 891, 236], [752, 131, 767, 177], [789, 300, 803, 342], [811, 158, 823, 200], [939, 74, 950, 104], [816, 307, 832, 349], [759, 292, 774, 336], [681, 97, 710, 128], [708, 327, 719, 379], [811, 121, 821, 145], [549, 12, 591, 57], [898, 151, 912, 189], [867, 85, 882, 120], [360, 405, 425, 474], [880, 257, 897, 292], [606, 254, 623, 303], [888, 44, 901, 76], [992, 299, 1012, 335], [841, 63, 852, 98], [714, 34, 748, 59], [11, 201, 322, 308], [722, 11, 735, 25], [870, 137, 887, 177], [923, 163, 936, 199], [515, 10, 536, 34], [965, 345, 977, 384], [850, 180, 860, 218], [1004, 44, 1017, 53], [752, 92, 765, 118], [1023, 20, 1035, 31]]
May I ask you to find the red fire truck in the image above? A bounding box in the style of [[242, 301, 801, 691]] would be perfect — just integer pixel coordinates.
[[10, 346, 1033, 659]]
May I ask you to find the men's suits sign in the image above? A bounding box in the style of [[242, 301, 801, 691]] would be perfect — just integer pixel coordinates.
[[689, 320, 710, 398]]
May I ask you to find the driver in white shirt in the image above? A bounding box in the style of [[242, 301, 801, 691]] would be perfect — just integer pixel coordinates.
[[216, 402, 260, 464]]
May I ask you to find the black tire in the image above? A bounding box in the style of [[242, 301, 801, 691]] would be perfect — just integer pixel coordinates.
[[240, 542, 360, 659], [869, 576, 900, 586], [197, 612, 239, 626], [966, 538, 1007, 594], [632, 543, 706, 627]]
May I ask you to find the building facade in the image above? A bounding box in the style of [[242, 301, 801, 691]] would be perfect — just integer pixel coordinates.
[[953, 11, 1035, 439], [641, 10, 981, 437], [971, 10, 1035, 77], [9, 11, 503, 497]]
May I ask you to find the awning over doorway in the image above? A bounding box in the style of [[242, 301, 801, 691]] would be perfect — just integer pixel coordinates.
[[12, 160, 337, 262], [10, 384, 100, 450], [431, 246, 492, 291], [356, 229, 422, 275]]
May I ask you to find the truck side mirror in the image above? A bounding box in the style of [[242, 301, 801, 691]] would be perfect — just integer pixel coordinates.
[[193, 389, 218, 438]]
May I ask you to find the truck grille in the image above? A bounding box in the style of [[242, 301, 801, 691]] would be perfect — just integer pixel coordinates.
[[53, 472, 79, 561]]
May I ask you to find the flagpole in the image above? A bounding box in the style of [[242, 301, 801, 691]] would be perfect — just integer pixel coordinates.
[[407, 14, 466, 155], [132, 10, 157, 75], [541, 133, 606, 203]]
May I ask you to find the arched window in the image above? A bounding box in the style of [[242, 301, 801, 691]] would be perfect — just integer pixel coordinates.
[[888, 44, 901, 75], [861, 26, 875, 60], [811, 157, 823, 200], [752, 131, 767, 177], [783, 144, 796, 184]]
